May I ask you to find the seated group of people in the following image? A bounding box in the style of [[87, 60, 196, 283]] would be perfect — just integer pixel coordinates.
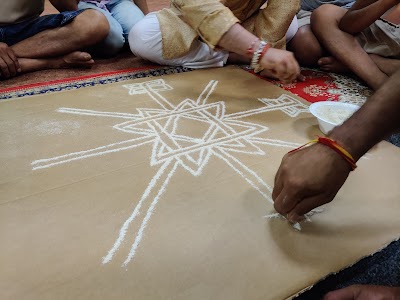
[[1, 0, 399, 91], [2, 1, 400, 298]]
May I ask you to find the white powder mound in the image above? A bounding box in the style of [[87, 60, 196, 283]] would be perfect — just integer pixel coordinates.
[[316, 106, 355, 125]]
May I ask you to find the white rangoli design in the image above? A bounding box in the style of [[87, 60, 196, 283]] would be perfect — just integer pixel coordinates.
[[31, 79, 311, 267]]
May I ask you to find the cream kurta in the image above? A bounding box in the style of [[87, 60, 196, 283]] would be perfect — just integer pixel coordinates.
[[157, 0, 300, 59]]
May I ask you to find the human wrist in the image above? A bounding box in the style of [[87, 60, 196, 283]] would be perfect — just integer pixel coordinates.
[[290, 137, 356, 171], [313, 142, 353, 172], [328, 128, 364, 162], [250, 41, 270, 69]]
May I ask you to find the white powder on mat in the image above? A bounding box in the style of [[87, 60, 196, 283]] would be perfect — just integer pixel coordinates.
[[316, 106, 354, 125]]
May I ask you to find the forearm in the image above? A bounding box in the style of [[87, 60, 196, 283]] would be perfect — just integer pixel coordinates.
[[330, 69, 400, 160], [339, 0, 398, 34], [218, 24, 257, 58], [134, 0, 149, 14], [49, 0, 79, 12]]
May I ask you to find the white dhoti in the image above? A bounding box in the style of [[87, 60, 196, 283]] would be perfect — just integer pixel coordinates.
[[128, 12, 298, 69]]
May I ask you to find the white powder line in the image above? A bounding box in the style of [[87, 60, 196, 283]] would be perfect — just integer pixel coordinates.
[[249, 137, 302, 148], [196, 80, 218, 105], [227, 104, 303, 120], [226, 95, 309, 120], [57, 108, 140, 119], [147, 121, 182, 151], [32, 137, 153, 170], [146, 87, 175, 110], [102, 159, 174, 264], [32, 136, 152, 165], [218, 144, 265, 156], [153, 127, 265, 160], [111, 102, 224, 129], [122, 161, 179, 266], [213, 148, 273, 203], [179, 148, 212, 177]]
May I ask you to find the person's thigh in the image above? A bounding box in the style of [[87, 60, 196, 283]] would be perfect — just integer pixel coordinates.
[[107, 0, 145, 39], [0, 10, 85, 46], [78, 1, 125, 56]]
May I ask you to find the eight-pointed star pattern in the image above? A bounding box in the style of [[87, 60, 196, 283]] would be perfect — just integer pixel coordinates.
[[31, 78, 310, 267]]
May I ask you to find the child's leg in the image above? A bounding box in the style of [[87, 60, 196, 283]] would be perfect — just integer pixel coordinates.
[[108, 0, 145, 42], [311, 4, 387, 90], [78, 1, 125, 57]]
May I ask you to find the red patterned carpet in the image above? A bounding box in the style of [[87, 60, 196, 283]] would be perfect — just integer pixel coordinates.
[[0, 66, 372, 106], [263, 68, 371, 105]]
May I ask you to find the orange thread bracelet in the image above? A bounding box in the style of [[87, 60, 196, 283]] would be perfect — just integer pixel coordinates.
[[288, 137, 357, 171]]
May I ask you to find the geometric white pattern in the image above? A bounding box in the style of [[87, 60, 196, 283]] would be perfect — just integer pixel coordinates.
[[31, 79, 309, 267]]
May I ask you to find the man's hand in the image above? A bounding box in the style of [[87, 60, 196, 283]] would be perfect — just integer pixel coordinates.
[[0, 43, 20, 79], [272, 143, 351, 223], [324, 284, 400, 300], [259, 48, 301, 84]]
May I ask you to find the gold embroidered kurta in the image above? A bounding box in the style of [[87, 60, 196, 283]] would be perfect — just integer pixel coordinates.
[[157, 0, 300, 59]]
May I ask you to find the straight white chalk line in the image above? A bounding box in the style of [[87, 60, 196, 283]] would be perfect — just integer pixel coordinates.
[[122, 161, 179, 266], [102, 159, 174, 264]]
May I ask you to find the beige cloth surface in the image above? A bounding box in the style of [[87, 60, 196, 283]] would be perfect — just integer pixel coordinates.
[[1, 67, 400, 300], [157, 0, 300, 59], [0, 0, 44, 24], [356, 18, 400, 58]]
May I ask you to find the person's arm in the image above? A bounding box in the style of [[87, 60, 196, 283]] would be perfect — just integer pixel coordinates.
[[0, 43, 20, 79], [218, 24, 300, 83], [273, 69, 400, 223], [323, 284, 400, 300], [134, 0, 149, 15], [255, 0, 299, 50], [49, 0, 79, 12], [172, 0, 300, 83], [339, 0, 398, 34]]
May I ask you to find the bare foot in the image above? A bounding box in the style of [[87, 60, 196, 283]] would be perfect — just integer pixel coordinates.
[[370, 54, 400, 76], [318, 56, 349, 73], [60, 51, 94, 68]]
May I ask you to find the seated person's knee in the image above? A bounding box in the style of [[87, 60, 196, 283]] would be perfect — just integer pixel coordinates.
[[311, 4, 344, 28], [290, 26, 323, 66], [128, 20, 149, 58], [81, 9, 110, 42], [100, 31, 125, 57]]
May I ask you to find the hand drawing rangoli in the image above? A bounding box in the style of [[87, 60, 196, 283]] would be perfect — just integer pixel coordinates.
[[31, 79, 310, 267]]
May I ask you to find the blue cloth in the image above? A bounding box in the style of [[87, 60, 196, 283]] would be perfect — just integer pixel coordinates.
[[0, 10, 84, 46], [294, 240, 400, 299], [78, 0, 144, 57], [301, 0, 355, 11]]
